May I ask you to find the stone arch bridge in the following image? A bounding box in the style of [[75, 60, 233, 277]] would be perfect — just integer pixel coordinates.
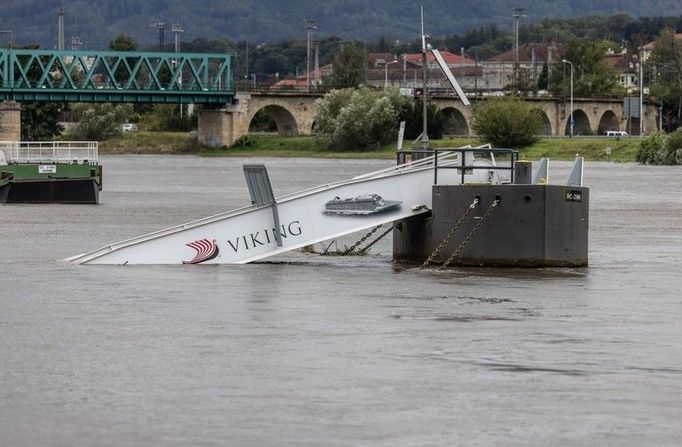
[[194, 92, 659, 147]]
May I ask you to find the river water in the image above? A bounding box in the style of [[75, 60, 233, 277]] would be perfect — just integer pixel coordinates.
[[1, 155, 681, 446]]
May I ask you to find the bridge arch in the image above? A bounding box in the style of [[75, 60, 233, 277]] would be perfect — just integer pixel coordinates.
[[441, 107, 470, 136], [535, 109, 552, 135], [248, 104, 299, 136], [598, 110, 620, 134], [565, 109, 592, 136]]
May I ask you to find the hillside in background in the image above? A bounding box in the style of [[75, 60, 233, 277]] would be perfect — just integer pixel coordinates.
[[2, 0, 682, 50]]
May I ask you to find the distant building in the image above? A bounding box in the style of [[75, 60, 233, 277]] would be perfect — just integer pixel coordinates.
[[481, 43, 562, 92], [365, 51, 481, 92], [603, 51, 639, 92], [641, 32, 682, 61], [270, 64, 332, 89]]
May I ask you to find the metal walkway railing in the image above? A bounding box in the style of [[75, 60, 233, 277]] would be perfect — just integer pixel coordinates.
[[0, 141, 98, 165], [397, 147, 519, 184]]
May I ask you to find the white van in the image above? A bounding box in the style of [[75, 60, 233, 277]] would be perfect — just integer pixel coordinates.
[[606, 130, 628, 137]]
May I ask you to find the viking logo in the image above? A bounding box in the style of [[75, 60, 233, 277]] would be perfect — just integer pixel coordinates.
[[182, 239, 220, 264]]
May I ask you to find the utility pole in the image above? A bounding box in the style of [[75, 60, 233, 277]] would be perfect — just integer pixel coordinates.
[[244, 41, 249, 83], [474, 48, 478, 97], [304, 19, 317, 92], [156, 22, 165, 51], [547, 46, 552, 91], [57, 7, 65, 50], [172, 24, 184, 115], [402, 53, 407, 85], [314, 42, 319, 88], [562, 59, 574, 137]]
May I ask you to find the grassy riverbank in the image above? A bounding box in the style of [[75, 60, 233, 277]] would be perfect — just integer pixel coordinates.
[[97, 132, 641, 161], [98, 132, 205, 154]]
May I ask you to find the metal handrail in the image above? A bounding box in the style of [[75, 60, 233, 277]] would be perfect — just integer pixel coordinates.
[[397, 147, 518, 185], [0, 141, 98, 164]]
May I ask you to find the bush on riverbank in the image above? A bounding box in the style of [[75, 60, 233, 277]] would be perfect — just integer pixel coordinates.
[[472, 96, 542, 148], [314, 87, 409, 151], [637, 128, 682, 165], [70, 104, 135, 140]]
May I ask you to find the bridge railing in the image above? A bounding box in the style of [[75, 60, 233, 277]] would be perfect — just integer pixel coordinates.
[[0, 49, 233, 103], [0, 141, 98, 164]]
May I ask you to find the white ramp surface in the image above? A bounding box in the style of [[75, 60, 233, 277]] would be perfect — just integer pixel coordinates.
[[67, 153, 494, 265]]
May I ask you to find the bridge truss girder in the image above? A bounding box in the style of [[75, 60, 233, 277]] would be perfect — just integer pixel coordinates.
[[0, 49, 233, 104]]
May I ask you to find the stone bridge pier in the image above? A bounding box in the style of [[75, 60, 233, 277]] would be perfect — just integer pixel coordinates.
[[0, 101, 21, 141], [197, 92, 320, 148]]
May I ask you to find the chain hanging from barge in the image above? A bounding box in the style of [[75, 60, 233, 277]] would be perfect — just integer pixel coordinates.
[[437, 198, 501, 270]]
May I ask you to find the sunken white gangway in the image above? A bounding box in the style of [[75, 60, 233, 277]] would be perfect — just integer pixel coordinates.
[[65, 149, 504, 265]]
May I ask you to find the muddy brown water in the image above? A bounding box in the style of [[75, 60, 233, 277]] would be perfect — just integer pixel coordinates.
[[1, 156, 681, 446]]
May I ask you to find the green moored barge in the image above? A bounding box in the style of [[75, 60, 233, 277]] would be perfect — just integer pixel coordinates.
[[0, 141, 102, 204]]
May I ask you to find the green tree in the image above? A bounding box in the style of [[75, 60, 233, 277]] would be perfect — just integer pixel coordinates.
[[109, 34, 138, 51], [71, 103, 136, 140], [664, 127, 682, 165], [314, 87, 409, 150], [537, 63, 549, 90], [138, 104, 195, 131], [648, 29, 682, 131], [399, 100, 446, 140], [472, 96, 542, 148], [637, 128, 682, 165], [549, 38, 622, 97], [329, 44, 365, 88], [636, 130, 667, 165], [21, 102, 65, 141]]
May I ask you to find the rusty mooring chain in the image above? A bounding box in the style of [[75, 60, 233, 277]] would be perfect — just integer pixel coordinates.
[[357, 224, 394, 254], [419, 197, 480, 269], [344, 224, 383, 255], [438, 198, 501, 270]]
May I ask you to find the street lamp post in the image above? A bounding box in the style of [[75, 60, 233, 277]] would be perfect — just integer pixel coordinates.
[[172, 24, 184, 54], [171, 24, 184, 115], [512, 8, 525, 65], [638, 47, 644, 137], [304, 19, 317, 92], [562, 59, 574, 137], [384, 59, 398, 88], [512, 7, 526, 87], [156, 22, 166, 51]]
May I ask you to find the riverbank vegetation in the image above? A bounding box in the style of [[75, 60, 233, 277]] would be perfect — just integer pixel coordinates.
[[636, 128, 682, 165], [96, 131, 642, 162]]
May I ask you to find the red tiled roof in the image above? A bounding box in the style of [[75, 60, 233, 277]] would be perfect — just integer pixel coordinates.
[[603, 54, 637, 73], [271, 79, 307, 88], [403, 51, 476, 65]]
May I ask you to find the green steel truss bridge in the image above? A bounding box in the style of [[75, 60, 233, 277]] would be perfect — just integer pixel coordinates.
[[0, 48, 233, 104]]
